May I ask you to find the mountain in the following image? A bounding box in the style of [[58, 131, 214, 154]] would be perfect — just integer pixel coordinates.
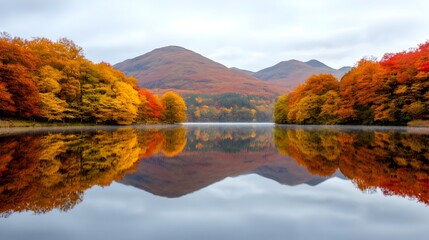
[[114, 46, 285, 97], [254, 59, 351, 90], [114, 46, 352, 96], [230, 67, 255, 76]]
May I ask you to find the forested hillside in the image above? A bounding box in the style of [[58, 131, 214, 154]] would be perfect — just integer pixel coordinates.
[[185, 93, 274, 122]]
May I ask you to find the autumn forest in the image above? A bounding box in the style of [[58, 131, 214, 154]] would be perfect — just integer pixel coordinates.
[[274, 42, 429, 125], [0, 34, 187, 125], [1, 34, 429, 125]]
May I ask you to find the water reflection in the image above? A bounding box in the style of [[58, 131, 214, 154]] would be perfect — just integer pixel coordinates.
[[120, 125, 324, 198], [0, 126, 186, 217], [1, 124, 429, 217], [274, 126, 429, 205]]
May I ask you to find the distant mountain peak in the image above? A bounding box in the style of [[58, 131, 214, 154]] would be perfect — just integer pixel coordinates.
[[153, 45, 190, 52], [305, 59, 331, 69], [254, 59, 351, 90], [279, 59, 302, 65], [338, 66, 352, 71]]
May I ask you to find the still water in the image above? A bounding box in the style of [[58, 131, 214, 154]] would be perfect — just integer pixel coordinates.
[[1, 123, 429, 240]]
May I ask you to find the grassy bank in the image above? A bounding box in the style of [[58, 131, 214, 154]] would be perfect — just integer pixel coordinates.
[[408, 120, 429, 127], [0, 119, 93, 128]]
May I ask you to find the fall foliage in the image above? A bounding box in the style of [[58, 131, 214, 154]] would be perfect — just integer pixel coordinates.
[[0, 126, 187, 216], [274, 127, 429, 205], [161, 91, 187, 124], [186, 93, 274, 122], [274, 41, 429, 125], [0, 34, 186, 124]]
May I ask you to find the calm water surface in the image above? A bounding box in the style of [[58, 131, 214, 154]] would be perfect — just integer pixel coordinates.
[[1, 123, 429, 240]]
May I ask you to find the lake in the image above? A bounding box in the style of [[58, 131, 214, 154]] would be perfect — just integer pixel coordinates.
[[1, 123, 429, 240]]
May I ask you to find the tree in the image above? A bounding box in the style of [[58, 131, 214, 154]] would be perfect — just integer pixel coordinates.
[[274, 94, 289, 124], [39, 93, 73, 121], [109, 81, 140, 125], [319, 90, 341, 124], [293, 94, 323, 124], [277, 74, 339, 124], [0, 38, 41, 118], [137, 89, 164, 123], [338, 59, 389, 124], [0, 78, 14, 114], [161, 91, 187, 124]]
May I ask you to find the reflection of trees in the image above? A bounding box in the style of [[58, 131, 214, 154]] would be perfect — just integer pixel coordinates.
[[274, 127, 340, 176], [136, 126, 187, 158], [187, 127, 273, 152], [0, 126, 186, 216], [274, 127, 429, 204], [162, 127, 187, 157]]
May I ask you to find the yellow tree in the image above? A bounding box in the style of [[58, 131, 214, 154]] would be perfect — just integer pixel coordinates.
[[274, 94, 289, 124], [294, 94, 323, 124], [110, 81, 140, 125], [319, 90, 341, 124], [161, 91, 187, 124]]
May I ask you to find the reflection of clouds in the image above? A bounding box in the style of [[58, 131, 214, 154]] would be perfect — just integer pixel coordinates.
[[3, 175, 429, 240], [83, 186, 147, 216], [205, 175, 267, 199]]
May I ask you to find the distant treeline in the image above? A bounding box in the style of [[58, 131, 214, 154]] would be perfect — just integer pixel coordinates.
[[186, 93, 275, 122], [274, 41, 429, 125], [0, 34, 186, 124]]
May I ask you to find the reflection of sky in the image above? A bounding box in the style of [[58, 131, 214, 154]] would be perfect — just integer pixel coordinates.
[[1, 175, 428, 240]]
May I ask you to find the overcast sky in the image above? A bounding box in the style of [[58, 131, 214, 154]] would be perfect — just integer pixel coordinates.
[[1, 0, 428, 71]]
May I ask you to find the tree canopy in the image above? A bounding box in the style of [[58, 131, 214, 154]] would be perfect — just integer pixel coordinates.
[[274, 41, 429, 125], [0, 34, 186, 124], [161, 91, 187, 124]]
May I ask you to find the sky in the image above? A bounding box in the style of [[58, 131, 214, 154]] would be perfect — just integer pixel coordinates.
[[1, 0, 428, 71]]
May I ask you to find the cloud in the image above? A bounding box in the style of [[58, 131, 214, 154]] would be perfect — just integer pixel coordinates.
[[1, 0, 428, 70], [1, 176, 429, 240]]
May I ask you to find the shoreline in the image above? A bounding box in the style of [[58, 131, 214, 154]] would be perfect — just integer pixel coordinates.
[[1, 118, 428, 131]]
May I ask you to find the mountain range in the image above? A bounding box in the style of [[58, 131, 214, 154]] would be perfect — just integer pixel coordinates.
[[114, 46, 351, 96], [114, 46, 283, 97]]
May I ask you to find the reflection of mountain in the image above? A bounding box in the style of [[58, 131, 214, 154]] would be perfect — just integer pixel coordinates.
[[274, 126, 429, 205], [251, 160, 328, 186], [121, 152, 267, 198], [4, 124, 428, 215], [119, 152, 327, 198], [119, 126, 328, 198]]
